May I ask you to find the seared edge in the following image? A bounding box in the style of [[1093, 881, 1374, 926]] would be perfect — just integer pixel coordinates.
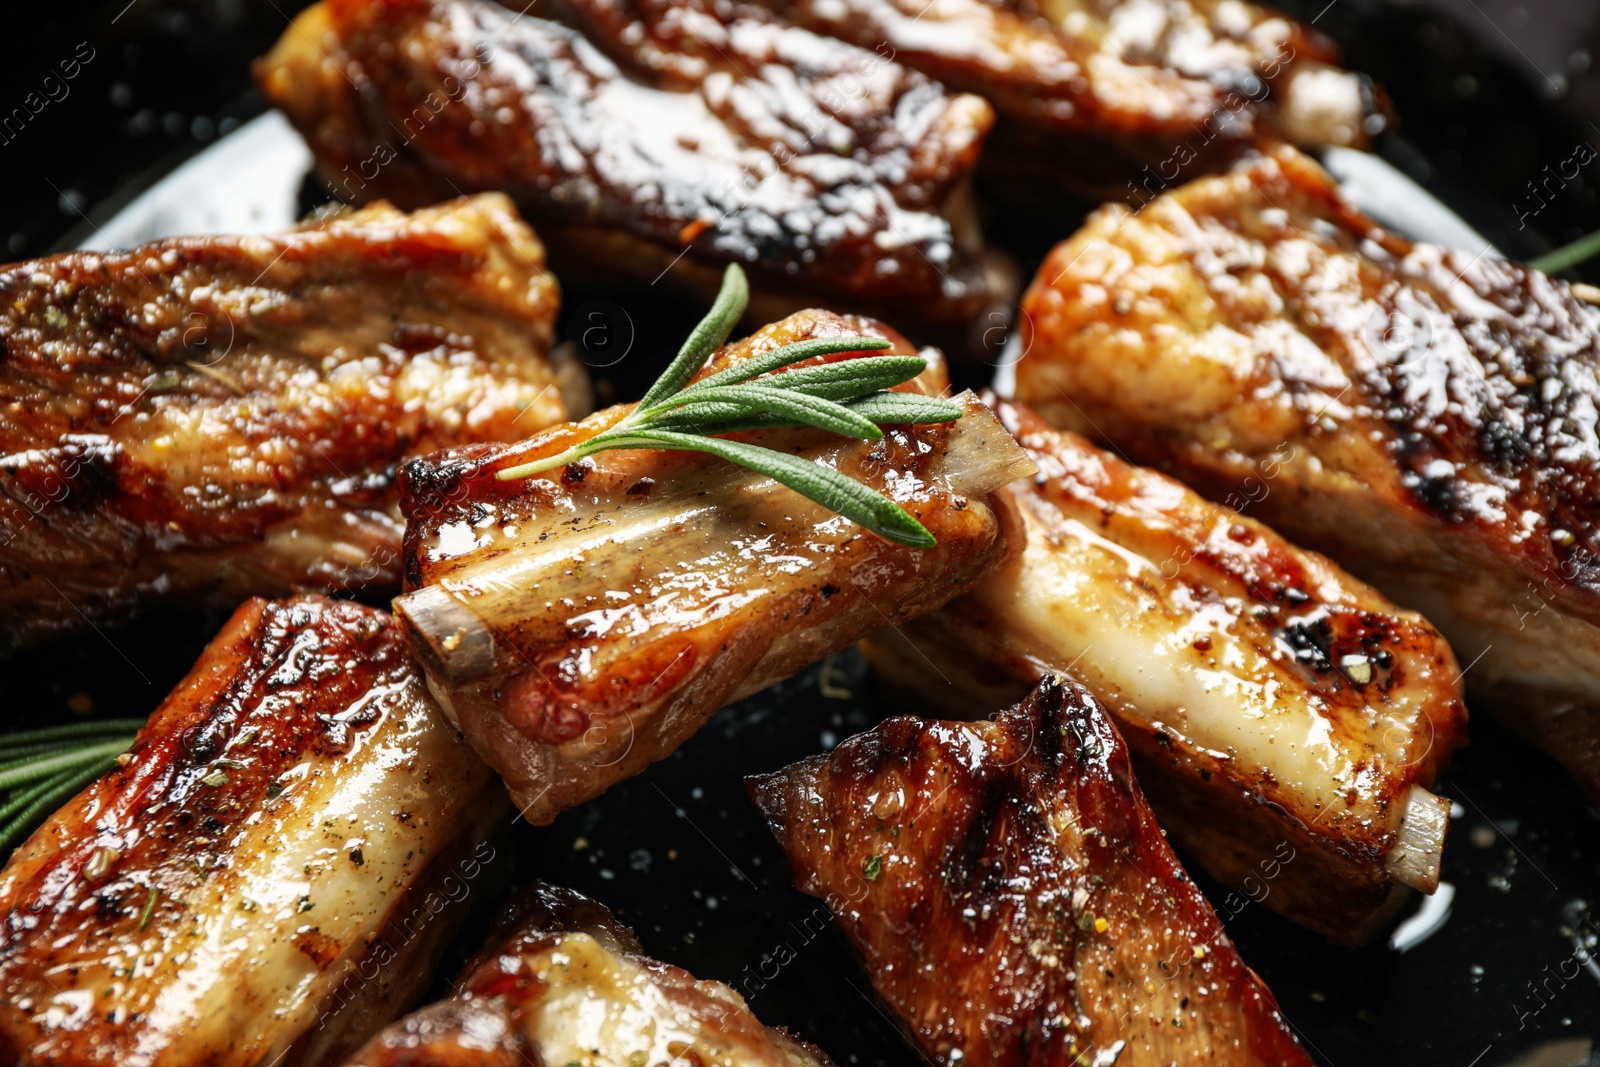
[[748, 675, 1313, 1067], [0, 596, 505, 1067], [346, 881, 835, 1067], [257, 0, 1012, 338], [392, 309, 1031, 824], [866, 397, 1465, 942], [0, 195, 570, 648]]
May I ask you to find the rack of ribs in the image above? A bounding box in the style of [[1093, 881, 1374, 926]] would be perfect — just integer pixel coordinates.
[[0, 596, 508, 1067], [1014, 143, 1600, 808], [749, 675, 1314, 1067], [734, 0, 1386, 207], [392, 308, 1035, 824], [866, 396, 1466, 944], [0, 195, 583, 649], [257, 0, 1014, 352], [346, 882, 836, 1067]]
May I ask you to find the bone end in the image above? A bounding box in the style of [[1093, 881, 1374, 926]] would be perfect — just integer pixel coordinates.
[[394, 584, 499, 687], [1385, 785, 1450, 894]]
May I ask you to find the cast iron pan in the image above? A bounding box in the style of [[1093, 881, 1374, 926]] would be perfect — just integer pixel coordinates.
[[7, 2, 1600, 1064]]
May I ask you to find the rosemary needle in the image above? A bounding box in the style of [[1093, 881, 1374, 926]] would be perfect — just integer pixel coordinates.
[[0, 764, 108, 853], [0, 719, 144, 854], [496, 264, 965, 548], [0, 769, 82, 828], [0, 718, 146, 752], [0, 739, 133, 791], [1530, 227, 1600, 275]]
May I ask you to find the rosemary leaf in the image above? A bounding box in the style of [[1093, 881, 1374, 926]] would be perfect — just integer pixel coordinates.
[[0, 738, 133, 791], [0, 761, 113, 853], [749, 356, 929, 401], [678, 335, 892, 396], [624, 430, 936, 547], [0, 718, 147, 754], [636, 264, 749, 409], [0, 743, 86, 774], [659, 384, 884, 441], [497, 263, 948, 546], [646, 400, 788, 436], [843, 393, 966, 424], [0, 768, 79, 833], [0, 734, 137, 771], [651, 393, 962, 437], [1530, 228, 1600, 275], [0, 719, 143, 854]]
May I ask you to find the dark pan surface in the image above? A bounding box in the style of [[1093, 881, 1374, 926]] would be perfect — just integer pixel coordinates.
[[8, 2, 1600, 1065]]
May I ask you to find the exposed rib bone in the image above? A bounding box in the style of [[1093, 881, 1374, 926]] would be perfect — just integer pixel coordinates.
[[395, 311, 1033, 823]]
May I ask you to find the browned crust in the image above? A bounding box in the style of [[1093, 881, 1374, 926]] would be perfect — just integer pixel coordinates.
[[866, 615, 1420, 946], [864, 397, 1466, 943], [1015, 144, 1600, 803], [741, 0, 1385, 206], [0, 195, 568, 649], [0, 596, 503, 1067], [1019, 144, 1600, 632], [347, 882, 837, 1067], [255, 0, 1013, 341], [748, 675, 1314, 1067], [396, 309, 1027, 824]]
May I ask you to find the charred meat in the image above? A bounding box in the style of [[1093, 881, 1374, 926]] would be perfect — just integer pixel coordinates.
[[393, 308, 1035, 824], [0, 195, 580, 650], [867, 398, 1465, 944], [0, 596, 507, 1067], [346, 882, 834, 1067], [1015, 144, 1600, 807], [749, 675, 1313, 1067], [740, 0, 1385, 207], [257, 0, 1011, 348]]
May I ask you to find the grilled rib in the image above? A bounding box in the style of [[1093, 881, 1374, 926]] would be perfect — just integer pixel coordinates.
[[346, 882, 835, 1067], [256, 0, 1012, 350], [392, 309, 1035, 824], [1015, 144, 1600, 806], [749, 675, 1314, 1067], [0, 195, 581, 650], [0, 596, 507, 1067], [737, 0, 1385, 207], [866, 397, 1465, 944]]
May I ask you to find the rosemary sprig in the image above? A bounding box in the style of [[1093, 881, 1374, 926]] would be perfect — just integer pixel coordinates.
[[496, 265, 964, 548], [1530, 227, 1600, 275], [0, 718, 144, 853]]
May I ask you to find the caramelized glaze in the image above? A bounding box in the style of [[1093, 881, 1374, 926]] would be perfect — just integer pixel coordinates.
[[258, 0, 1011, 345], [0, 196, 576, 648], [1017, 144, 1600, 805], [394, 309, 1034, 823], [750, 675, 1313, 1067], [867, 398, 1466, 943], [348, 883, 834, 1067], [742, 0, 1382, 205], [0, 597, 505, 1067]]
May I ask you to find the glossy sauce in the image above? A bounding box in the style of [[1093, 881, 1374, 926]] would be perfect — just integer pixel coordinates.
[[0, 597, 504, 1067], [871, 399, 1466, 941], [348, 883, 833, 1067], [0, 196, 571, 649], [1016, 144, 1600, 805], [751, 676, 1314, 1067], [260, 0, 1007, 334], [395, 309, 1033, 823]]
